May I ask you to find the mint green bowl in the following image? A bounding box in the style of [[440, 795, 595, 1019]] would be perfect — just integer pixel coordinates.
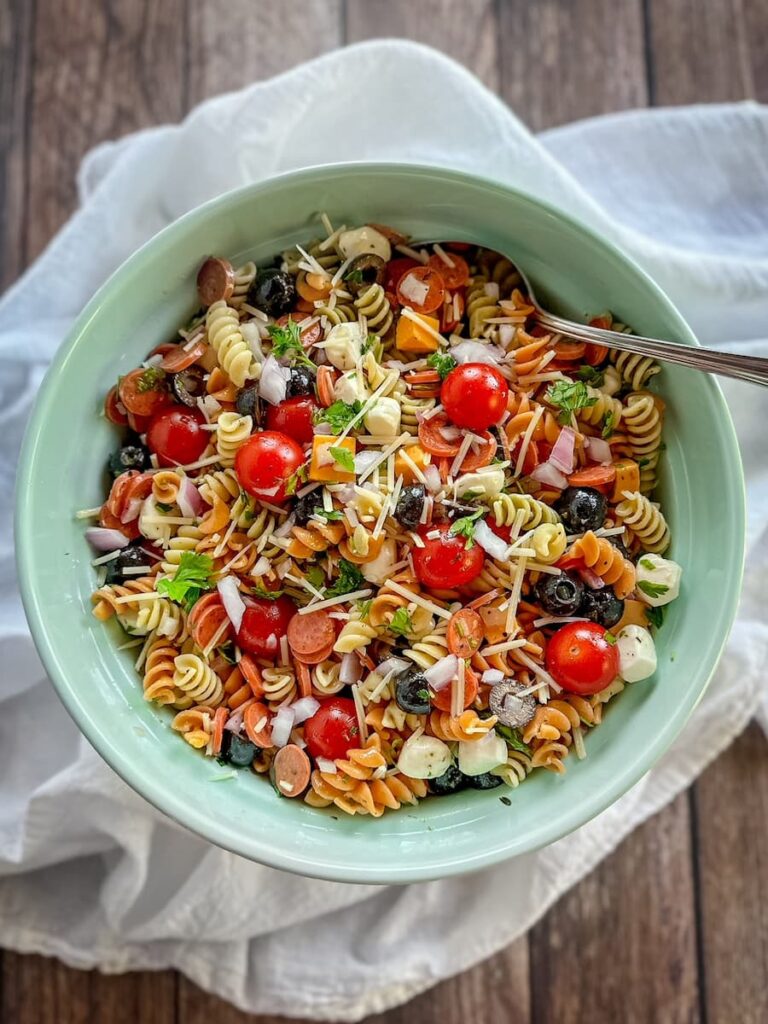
[[16, 164, 744, 883]]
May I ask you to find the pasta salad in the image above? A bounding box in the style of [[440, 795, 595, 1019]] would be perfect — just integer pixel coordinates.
[[82, 218, 683, 815]]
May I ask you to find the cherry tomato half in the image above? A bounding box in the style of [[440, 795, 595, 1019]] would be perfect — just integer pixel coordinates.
[[265, 396, 317, 445], [412, 523, 485, 590], [441, 363, 509, 431], [545, 621, 619, 695], [304, 697, 361, 761], [146, 406, 208, 467], [235, 430, 305, 503], [384, 257, 418, 295], [237, 596, 297, 660], [118, 367, 172, 417], [396, 265, 446, 315]]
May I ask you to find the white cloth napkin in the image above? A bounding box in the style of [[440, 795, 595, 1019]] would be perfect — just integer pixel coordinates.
[[1, 41, 766, 1021]]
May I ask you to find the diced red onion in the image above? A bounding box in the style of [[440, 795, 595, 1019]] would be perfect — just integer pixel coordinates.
[[451, 341, 505, 365], [121, 497, 144, 524], [339, 652, 361, 685], [316, 756, 337, 774], [549, 427, 576, 475], [580, 568, 606, 589], [273, 515, 295, 538], [424, 654, 458, 691], [258, 355, 289, 405], [177, 476, 205, 518], [423, 464, 442, 494], [85, 527, 130, 551], [585, 436, 613, 464], [270, 706, 295, 748], [530, 461, 568, 490], [313, 422, 333, 435], [250, 483, 280, 498], [482, 669, 505, 685], [250, 555, 270, 577], [224, 705, 246, 735], [439, 424, 462, 442], [217, 576, 246, 633], [336, 483, 357, 503], [354, 450, 380, 475], [291, 696, 320, 725], [377, 656, 411, 678], [473, 519, 510, 561]]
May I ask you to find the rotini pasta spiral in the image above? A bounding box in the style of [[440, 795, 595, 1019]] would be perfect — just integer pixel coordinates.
[[215, 411, 253, 466], [143, 640, 189, 707], [132, 597, 187, 641], [161, 525, 204, 576], [230, 261, 257, 309], [152, 470, 182, 506], [198, 468, 241, 506], [171, 705, 214, 749], [312, 660, 345, 696], [206, 300, 258, 387], [354, 283, 393, 335], [492, 492, 560, 530], [173, 653, 223, 706], [466, 275, 500, 338], [91, 576, 156, 621], [262, 665, 297, 707], [611, 349, 660, 390], [567, 530, 636, 599], [428, 710, 498, 742], [576, 387, 623, 430], [288, 519, 346, 559], [404, 623, 449, 669], [615, 491, 671, 553], [305, 763, 427, 817], [334, 618, 379, 654], [492, 750, 533, 787], [531, 522, 567, 563], [316, 300, 357, 326]]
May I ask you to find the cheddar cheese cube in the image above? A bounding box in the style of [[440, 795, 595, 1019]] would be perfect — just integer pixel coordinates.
[[309, 435, 356, 483], [395, 312, 440, 354], [610, 458, 640, 503], [395, 443, 431, 483]]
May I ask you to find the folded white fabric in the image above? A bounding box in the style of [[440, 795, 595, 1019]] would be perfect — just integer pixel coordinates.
[[0, 41, 766, 1021]]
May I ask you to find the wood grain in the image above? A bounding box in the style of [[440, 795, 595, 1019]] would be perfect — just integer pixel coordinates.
[[345, 0, 500, 91], [0, 0, 33, 288], [529, 793, 701, 1024], [693, 723, 768, 1024], [498, 0, 648, 131]]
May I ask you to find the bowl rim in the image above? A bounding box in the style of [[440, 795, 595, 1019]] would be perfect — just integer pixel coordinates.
[[15, 162, 746, 882]]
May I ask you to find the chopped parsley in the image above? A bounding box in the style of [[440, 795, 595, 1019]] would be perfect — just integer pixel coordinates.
[[315, 508, 343, 521], [426, 351, 458, 380], [326, 559, 365, 598], [545, 379, 598, 425], [251, 583, 286, 599], [639, 557, 656, 571], [284, 462, 308, 497], [389, 607, 414, 638], [637, 580, 669, 599], [645, 605, 665, 629], [416, 688, 431, 703], [157, 552, 215, 611], [305, 566, 327, 591], [602, 410, 615, 439], [357, 598, 373, 619], [319, 399, 365, 434], [604, 631, 617, 645], [449, 508, 484, 548], [362, 333, 379, 355], [344, 268, 364, 286], [329, 446, 355, 473], [267, 319, 314, 368], [155, 501, 174, 513], [496, 724, 532, 756], [137, 366, 165, 392], [577, 365, 605, 387]]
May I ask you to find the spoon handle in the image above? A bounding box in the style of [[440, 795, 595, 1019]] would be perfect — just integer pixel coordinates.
[[535, 310, 768, 387]]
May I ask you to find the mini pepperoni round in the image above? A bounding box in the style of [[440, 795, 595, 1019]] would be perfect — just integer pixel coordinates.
[[211, 706, 229, 757], [428, 252, 470, 289], [287, 610, 335, 661], [272, 744, 311, 798], [275, 313, 322, 348], [447, 608, 485, 659], [119, 367, 171, 418], [430, 665, 480, 713], [296, 660, 312, 697], [188, 594, 234, 649], [104, 385, 129, 426], [316, 366, 337, 408], [160, 339, 208, 372], [238, 654, 265, 698], [244, 702, 273, 748], [197, 256, 235, 305], [396, 265, 445, 315]]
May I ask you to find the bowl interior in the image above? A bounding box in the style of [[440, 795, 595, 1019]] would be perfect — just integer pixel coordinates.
[[16, 165, 744, 883]]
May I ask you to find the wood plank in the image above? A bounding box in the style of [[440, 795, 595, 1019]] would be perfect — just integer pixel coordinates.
[[345, 0, 499, 92], [0, 0, 33, 288], [693, 723, 768, 1024], [1, 952, 176, 1024], [498, 0, 648, 131], [529, 793, 701, 1024], [742, 0, 768, 99], [25, 0, 187, 263], [646, 0, 759, 104], [186, 0, 343, 105]]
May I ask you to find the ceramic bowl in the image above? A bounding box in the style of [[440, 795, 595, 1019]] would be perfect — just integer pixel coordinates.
[[16, 164, 745, 882]]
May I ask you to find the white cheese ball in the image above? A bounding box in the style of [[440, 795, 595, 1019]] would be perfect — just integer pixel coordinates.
[[458, 729, 507, 776], [636, 553, 682, 607], [397, 733, 452, 779], [455, 467, 506, 501], [334, 370, 369, 405], [338, 225, 391, 263], [616, 625, 657, 683], [364, 396, 401, 438], [324, 322, 363, 371], [361, 538, 397, 585]]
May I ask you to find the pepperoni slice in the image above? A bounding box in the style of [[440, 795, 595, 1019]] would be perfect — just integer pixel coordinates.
[[296, 660, 312, 698], [427, 252, 470, 290], [294, 639, 336, 666], [104, 385, 129, 426], [244, 702, 273, 748], [447, 608, 485, 659], [396, 265, 445, 315], [431, 666, 479, 713], [99, 505, 140, 540], [272, 744, 312, 798], [276, 314, 322, 348], [316, 366, 336, 408], [160, 340, 209, 373], [188, 594, 234, 649], [418, 413, 462, 457], [119, 367, 171, 417], [239, 654, 265, 698], [211, 706, 229, 756], [197, 257, 235, 306], [287, 610, 335, 661]]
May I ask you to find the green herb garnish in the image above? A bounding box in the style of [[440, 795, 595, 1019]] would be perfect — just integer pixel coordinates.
[[326, 559, 365, 598], [284, 462, 308, 497], [251, 583, 286, 599], [602, 410, 615, 439], [329, 446, 355, 473], [267, 319, 314, 368], [417, 688, 431, 702], [137, 366, 165, 392], [426, 351, 458, 380], [315, 508, 343, 521], [357, 598, 373, 619], [645, 605, 665, 629], [639, 557, 656, 571], [155, 501, 174, 513], [604, 631, 617, 645], [449, 508, 484, 549], [305, 566, 326, 591], [637, 580, 669, 599], [496, 724, 533, 756], [545, 379, 598, 425], [577, 365, 605, 387], [157, 552, 215, 611], [318, 399, 365, 434], [344, 268, 364, 286], [389, 607, 414, 638]]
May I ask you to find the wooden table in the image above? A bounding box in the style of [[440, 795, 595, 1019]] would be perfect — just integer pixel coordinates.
[[2, 2, 766, 1021]]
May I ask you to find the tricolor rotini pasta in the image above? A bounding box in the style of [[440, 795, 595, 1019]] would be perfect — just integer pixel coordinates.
[[82, 220, 682, 814]]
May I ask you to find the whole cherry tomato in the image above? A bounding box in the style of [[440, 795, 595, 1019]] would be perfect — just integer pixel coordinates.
[[441, 363, 509, 431], [146, 406, 208, 467], [235, 430, 305, 503], [304, 697, 361, 761], [237, 596, 297, 660], [545, 621, 619, 695], [412, 522, 485, 589], [265, 396, 317, 445]]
